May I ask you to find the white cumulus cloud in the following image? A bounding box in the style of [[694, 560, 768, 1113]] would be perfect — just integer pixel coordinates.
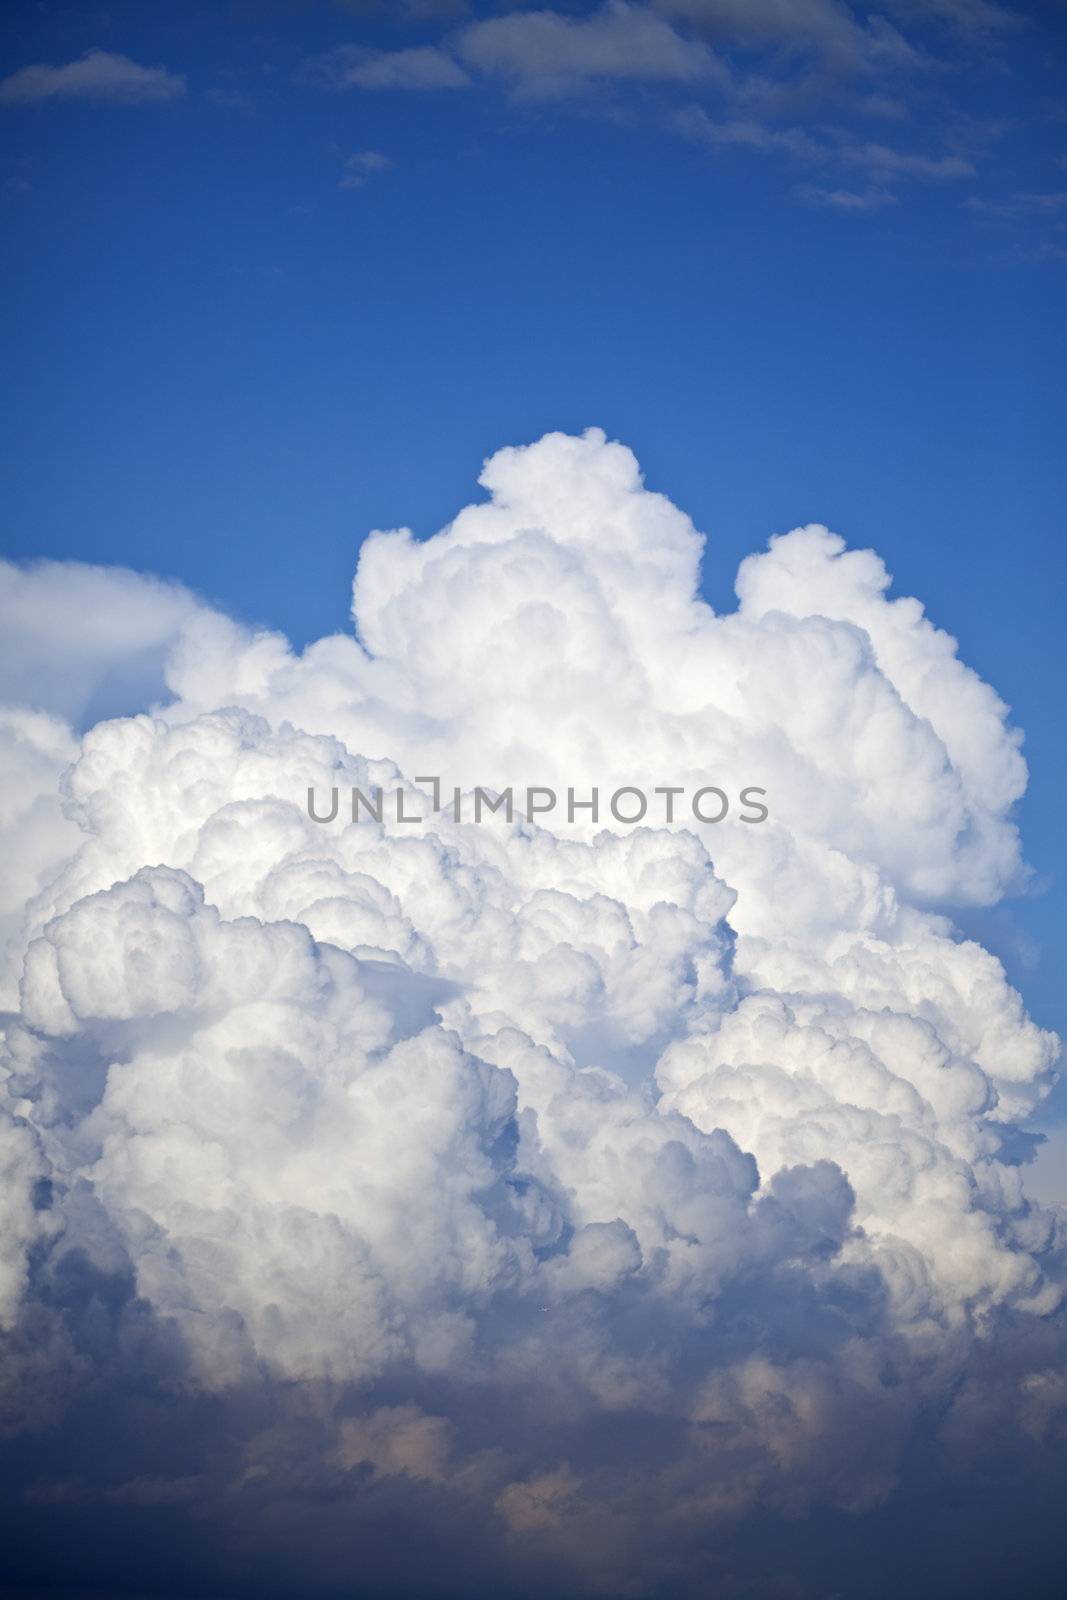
[[0, 428, 1062, 1594]]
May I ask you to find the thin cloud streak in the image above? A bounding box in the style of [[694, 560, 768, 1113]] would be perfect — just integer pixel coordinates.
[[675, 104, 976, 192]]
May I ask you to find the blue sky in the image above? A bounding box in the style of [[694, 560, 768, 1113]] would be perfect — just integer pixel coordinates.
[[2, 0, 1064, 1046]]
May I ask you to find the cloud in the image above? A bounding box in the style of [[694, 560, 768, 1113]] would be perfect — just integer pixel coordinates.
[[963, 189, 1067, 258], [677, 104, 975, 184], [0, 430, 1063, 1595], [294, 0, 1033, 224], [796, 182, 899, 208], [294, 0, 1041, 224], [312, 5, 723, 100], [340, 149, 392, 188], [655, 0, 922, 74], [675, 106, 825, 158], [856, 91, 911, 119], [0, 558, 201, 725], [965, 189, 1067, 217], [849, 139, 974, 179], [880, 0, 1019, 32], [0, 49, 185, 107], [314, 44, 471, 91], [332, 0, 469, 16], [0, 558, 207, 1005], [658, 0, 1016, 62], [455, 1, 728, 99]]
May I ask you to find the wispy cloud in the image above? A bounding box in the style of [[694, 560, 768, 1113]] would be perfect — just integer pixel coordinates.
[[313, 44, 470, 91], [0, 49, 185, 107], [331, 0, 469, 16], [855, 92, 912, 120], [963, 187, 1067, 258], [655, 0, 922, 75], [675, 107, 825, 159], [304, 0, 1017, 118], [796, 181, 899, 210], [298, 0, 1042, 221], [879, 0, 1020, 34], [677, 104, 974, 184], [964, 189, 1067, 218], [340, 149, 392, 189], [314, 2, 727, 101], [849, 139, 974, 179], [456, 1, 727, 99]]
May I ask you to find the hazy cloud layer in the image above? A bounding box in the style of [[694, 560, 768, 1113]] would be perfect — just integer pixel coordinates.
[[0, 430, 1063, 1596]]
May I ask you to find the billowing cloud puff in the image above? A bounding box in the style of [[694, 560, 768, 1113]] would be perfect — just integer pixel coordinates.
[[0, 557, 201, 726], [0, 430, 1062, 1597]]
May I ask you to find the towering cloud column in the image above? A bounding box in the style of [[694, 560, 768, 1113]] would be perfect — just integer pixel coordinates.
[[0, 430, 1061, 1595]]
